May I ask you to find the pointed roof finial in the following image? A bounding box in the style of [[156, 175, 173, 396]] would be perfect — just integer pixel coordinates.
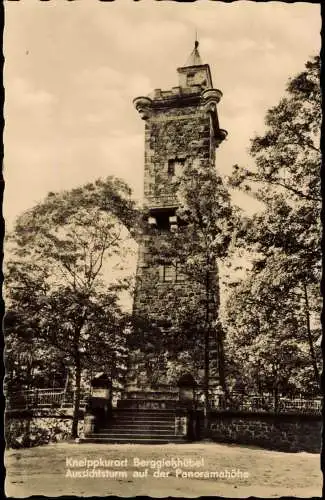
[[195, 29, 199, 49], [184, 34, 202, 67]]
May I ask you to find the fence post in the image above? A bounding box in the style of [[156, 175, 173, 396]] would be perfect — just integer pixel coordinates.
[[273, 387, 279, 413]]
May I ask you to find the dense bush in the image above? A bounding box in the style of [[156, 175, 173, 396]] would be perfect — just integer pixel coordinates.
[[5, 417, 84, 448]]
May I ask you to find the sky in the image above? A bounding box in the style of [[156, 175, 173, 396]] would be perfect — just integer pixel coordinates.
[[4, 1, 321, 230]]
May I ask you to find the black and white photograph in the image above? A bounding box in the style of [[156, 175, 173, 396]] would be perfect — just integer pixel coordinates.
[[3, 1, 322, 497]]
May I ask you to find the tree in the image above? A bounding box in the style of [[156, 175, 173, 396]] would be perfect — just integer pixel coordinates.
[[5, 308, 68, 392], [224, 256, 321, 397], [175, 156, 233, 405], [226, 56, 321, 395], [229, 55, 320, 204], [5, 177, 138, 437], [4, 263, 67, 393]]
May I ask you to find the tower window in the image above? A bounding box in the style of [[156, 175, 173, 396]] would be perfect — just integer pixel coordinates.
[[167, 161, 175, 177], [159, 264, 175, 282], [159, 262, 186, 283], [176, 262, 186, 282], [164, 265, 175, 282], [168, 158, 185, 178], [187, 72, 196, 86]]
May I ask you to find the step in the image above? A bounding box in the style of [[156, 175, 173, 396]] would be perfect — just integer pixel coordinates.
[[103, 421, 176, 427], [111, 411, 175, 416], [113, 412, 176, 417], [118, 400, 178, 405], [114, 408, 175, 413], [113, 411, 176, 416], [81, 436, 186, 444], [110, 418, 175, 425], [115, 410, 177, 414], [116, 399, 178, 411], [95, 428, 175, 436], [112, 413, 175, 420], [92, 432, 177, 439], [121, 399, 178, 404], [101, 424, 175, 431]]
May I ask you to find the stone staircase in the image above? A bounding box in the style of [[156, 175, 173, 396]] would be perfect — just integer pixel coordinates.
[[82, 408, 188, 444]]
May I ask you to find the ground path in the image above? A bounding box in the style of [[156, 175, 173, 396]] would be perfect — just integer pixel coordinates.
[[5, 441, 321, 497]]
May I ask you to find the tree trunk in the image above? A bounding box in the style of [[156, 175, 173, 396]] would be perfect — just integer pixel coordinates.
[[71, 350, 81, 439], [203, 324, 210, 437], [203, 267, 210, 438], [217, 328, 228, 396], [64, 369, 69, 393], [273, 384, 279, 412], [303, 283, 320, 387]]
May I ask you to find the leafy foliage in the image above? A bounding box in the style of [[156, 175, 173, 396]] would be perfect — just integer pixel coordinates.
[[225, 56, 321, 395], [5, 177, 137, 437], [5, 417, 75, 449], [229, 56, 320, 203]]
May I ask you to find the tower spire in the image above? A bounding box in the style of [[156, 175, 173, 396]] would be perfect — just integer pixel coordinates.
[[184, 34, 202, 67]]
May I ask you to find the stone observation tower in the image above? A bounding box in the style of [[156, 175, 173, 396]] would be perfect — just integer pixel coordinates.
[[129, 41, 227, 391], [83, 42, 228, 444]]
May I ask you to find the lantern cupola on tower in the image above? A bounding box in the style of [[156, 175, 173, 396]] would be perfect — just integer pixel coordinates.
[[133, 40, 227, 149], [177, 40, 213, 90]]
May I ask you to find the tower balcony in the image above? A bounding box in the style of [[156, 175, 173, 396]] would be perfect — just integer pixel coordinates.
[[144, 194, 178, 210]]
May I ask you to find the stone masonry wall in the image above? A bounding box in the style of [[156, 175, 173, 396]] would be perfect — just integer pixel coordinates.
[[208, 411, 321, 453], [144, 104, 216, 208]]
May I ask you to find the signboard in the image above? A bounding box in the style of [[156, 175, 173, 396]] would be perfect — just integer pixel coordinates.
[[92, 388, 110, 399]]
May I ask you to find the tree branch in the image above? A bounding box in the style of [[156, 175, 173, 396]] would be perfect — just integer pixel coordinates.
[[247, 173, 321, 202]]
